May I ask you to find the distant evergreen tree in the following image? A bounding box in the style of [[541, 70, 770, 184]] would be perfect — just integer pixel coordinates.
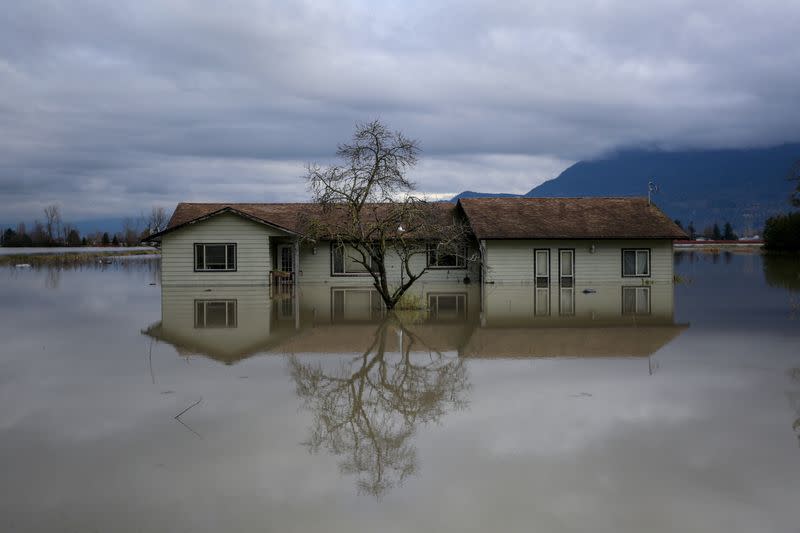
[[2, 228, 16, 246], [81, 237, 88, 246], [674, 219, 683, 230], [764, 213, 800, 251], [723, 222, 738, 241], [66, 229, 81, 246], [712, 223, 722, 240], [687, 221, 696, 239], [102, 232, 110, 245], [111, 234, 119, 246]]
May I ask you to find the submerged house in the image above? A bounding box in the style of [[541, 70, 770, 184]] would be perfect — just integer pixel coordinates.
[[146, 197, 686, 288]]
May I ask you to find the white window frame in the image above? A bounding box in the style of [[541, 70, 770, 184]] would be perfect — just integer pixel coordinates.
[[427, 293, 467, 320], [622, 249, 651, 277], [331, 288, 385, 321], [559, 248, 575, 287], [427, 243, 467, 269], [622, 286, 651, 315], [332, 244, 372, 276], [194, 243, 237, 272], [194, 299, 237, 328]]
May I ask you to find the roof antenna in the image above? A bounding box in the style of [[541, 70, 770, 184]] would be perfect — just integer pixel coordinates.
[[647, 179, 659, 206]]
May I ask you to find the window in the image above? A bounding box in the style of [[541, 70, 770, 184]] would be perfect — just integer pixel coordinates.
[[559, 249, 574, 288], [559, 287, 575, 316], [534, 249, 550, 288], [195, 243, 236, 271], [428, 293, 467, 320], [194, 300, 237, 328], [332, 244, 372, 275], [622, 287, 651, 315], [332, 288, 385, 321], [534, 287, 550, 316], [427, 243, 467, 269], [622, 249, 650, 277]]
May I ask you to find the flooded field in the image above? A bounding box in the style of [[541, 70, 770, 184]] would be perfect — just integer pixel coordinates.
[[1, 252, 799, 532]]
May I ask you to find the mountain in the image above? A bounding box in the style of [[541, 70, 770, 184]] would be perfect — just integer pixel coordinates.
[[451, 191, 522, 200], [453, 144, 800, 235]]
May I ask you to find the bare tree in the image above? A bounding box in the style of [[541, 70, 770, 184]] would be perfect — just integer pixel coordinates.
[[289, 316, 469, 497], [147, 206, 168, 234], [43, 204, 61, 244], [121, 217, 142, 246], [302, 120, 472, 309]]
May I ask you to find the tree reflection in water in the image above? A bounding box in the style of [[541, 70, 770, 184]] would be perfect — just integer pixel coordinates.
[[289, 315, 470, 497]]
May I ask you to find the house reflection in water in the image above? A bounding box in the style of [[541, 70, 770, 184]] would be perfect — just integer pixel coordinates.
[[142, 280, 687, 497], [143, 280, 686, 362]]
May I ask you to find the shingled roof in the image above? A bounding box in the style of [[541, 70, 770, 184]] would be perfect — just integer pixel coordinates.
[[150, 197, 687, 241], [150, 201, 461, 240], [457, 197, 687, 239]]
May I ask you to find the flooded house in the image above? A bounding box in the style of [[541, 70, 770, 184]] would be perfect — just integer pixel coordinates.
[[143, 197, 687, 363], [145, 197, 686, 288]]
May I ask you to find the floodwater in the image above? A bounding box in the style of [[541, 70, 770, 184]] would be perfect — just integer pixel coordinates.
[[1, 252, 799, 532], [0, 246, 155, 256]]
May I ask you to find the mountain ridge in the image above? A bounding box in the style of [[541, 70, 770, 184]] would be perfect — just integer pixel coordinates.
[[452, 143, 800, 233]]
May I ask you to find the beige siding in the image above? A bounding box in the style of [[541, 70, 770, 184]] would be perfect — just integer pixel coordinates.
[[483, 239, 674, 285], [481, 282, 675, 326], [158, 285, 273, 357], [161, 213, 289, 286], [296, 242, 481, 285]]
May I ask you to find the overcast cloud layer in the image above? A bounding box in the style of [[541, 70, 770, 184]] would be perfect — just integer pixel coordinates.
[[2, 0, 800, 221]]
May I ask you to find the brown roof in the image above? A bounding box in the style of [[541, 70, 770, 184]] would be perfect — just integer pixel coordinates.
[[458, 197, 687, 239], [161, 203, 318, 235], [152, 202, 460, 240], [151, 197, 687, 241]]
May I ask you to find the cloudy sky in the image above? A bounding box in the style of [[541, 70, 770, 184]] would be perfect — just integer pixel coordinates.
[[2, 0, 800, 222]]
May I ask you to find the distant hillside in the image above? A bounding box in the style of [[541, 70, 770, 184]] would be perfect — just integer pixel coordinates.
[[451, 191, 521, 200], [453, 144, 799, 234]]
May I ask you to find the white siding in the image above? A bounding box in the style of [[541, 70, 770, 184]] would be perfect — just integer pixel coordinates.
[[481, 283, 675, 326], [161, 213, 289, 286], [296, 242, 481, 285], [483, 239, 674, 285], [158, 285, 273, 357]]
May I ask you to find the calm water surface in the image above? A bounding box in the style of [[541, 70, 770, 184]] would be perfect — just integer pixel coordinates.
[[1, 252, 799, 532], [0, 246, 155, 256]]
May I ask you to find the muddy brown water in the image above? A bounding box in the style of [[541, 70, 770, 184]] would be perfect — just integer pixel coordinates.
[[1, 252, 799, 532]]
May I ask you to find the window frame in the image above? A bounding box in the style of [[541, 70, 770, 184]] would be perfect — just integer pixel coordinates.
[[331, 242, 374, 277], [559, 287, 575, 316], [194, 242, 237, 272], [194, 299, 238, 328], [426, 243, 468, 270], [621, 286, 652, 315], [330, 287, 385, 322], [558, 248, 575, 287], [534, 248, 550, 288], [621, 248, 651, 278], [427, 292, 468, 321]]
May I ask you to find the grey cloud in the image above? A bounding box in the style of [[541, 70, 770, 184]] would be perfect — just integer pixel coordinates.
[[1, 0, 799, 221]]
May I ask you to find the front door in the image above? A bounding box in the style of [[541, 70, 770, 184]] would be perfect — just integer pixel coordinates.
[[277, 244, 294, 273]]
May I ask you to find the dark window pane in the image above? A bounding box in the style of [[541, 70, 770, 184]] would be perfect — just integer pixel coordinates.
[[205, 301, 228, 326], [226, 244, 236, 270], [637, 251, 649, 275], [195, 301, 204, 327], [333, 246, 344, 274], [623, 250, 636, 276], [195, 244, 204, 270], [227, 301, 237, 327], [622, 287, 637, 313], [205, 245, 227, 269]]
